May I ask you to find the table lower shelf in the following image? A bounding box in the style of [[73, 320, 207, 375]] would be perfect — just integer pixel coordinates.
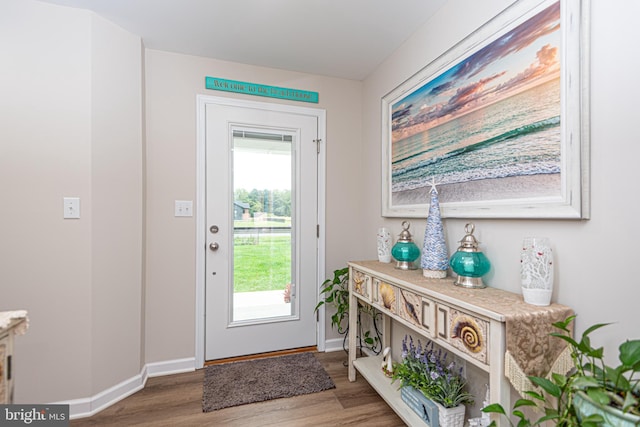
[[353, 355, 427, 426]]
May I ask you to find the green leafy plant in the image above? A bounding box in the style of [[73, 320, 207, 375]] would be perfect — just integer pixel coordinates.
[[392, 335, 474, 408], [314, 267, 382, 354], [482, 315, 640, 426], [315, 267, 350, 334]]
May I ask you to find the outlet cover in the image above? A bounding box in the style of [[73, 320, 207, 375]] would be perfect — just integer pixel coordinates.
[[175, 200, 193, 217]]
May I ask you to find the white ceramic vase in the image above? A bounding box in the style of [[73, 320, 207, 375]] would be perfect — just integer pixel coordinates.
[[377, 227, 392, 263], [520, 237, 553, 306]]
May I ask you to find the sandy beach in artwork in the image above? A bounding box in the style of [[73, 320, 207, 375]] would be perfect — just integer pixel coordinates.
[[392, 173, 561, 206]]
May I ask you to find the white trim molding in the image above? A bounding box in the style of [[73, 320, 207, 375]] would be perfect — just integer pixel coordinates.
[[62, 357, 196, 420], [322, 337, 347, 353]]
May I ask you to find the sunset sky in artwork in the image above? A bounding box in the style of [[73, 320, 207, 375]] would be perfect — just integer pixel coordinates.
[[391, 1, 561, 142]]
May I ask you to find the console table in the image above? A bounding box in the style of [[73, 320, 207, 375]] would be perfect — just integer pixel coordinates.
[[347, 261, 572, 426], [0, 311, 28, 404]]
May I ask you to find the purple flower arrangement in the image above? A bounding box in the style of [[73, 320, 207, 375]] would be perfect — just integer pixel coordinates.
[[392, 335, 474, 408]]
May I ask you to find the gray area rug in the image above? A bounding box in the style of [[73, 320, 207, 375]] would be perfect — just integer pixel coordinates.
[[202, 352, 336, 412]]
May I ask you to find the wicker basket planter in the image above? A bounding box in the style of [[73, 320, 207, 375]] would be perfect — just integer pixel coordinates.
[[401, 386, 466, 427]]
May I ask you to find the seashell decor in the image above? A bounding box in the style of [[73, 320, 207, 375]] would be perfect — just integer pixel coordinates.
[[379, 282, 396, 311], [452, 315, 484, 354]]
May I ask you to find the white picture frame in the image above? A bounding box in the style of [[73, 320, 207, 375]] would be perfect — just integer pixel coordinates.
[[382, 0, 590, 219]]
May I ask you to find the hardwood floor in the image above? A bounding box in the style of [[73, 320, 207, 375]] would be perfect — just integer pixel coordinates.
[[70, 351, 405, 426]]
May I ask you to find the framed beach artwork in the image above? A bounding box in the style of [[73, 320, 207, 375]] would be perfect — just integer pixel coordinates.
[[382, 0, 590, 219]]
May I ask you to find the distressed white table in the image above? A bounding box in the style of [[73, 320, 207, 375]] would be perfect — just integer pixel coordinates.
[[347, 261, 572, 426]]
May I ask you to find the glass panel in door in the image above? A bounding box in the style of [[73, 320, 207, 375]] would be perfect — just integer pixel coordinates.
[[231, 129, 295, 323]]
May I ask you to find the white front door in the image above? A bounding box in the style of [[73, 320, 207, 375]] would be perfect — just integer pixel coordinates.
[[204, 100, 321, 360]]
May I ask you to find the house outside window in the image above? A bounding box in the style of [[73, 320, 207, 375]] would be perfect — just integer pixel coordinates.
[[234, 201, 250, 220]]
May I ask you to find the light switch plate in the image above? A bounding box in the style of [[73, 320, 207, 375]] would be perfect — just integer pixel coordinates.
[[64, 197, 80, 219], [175, 200, 193, 217]]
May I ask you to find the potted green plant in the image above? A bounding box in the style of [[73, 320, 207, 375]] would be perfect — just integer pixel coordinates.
[[314, 267, 382, 354], [392, 335, 474, 427], [482, 315, 640, 426]]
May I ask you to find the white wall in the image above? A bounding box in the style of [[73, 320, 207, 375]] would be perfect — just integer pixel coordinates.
[[143, 50, 363, 362], [1, 0, 93, 402], [0, 0, 143, 404], [360, 0, 640, 361], [89, 13, 144, 394]]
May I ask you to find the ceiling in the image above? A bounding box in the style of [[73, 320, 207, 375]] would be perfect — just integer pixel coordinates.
[[38, 0, 446, 81]]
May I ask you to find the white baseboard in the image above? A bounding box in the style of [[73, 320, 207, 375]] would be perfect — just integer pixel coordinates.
[[61, 357, 196, 420], [147, 357, 196, 378], [321, 338, 378, 357], [322, 337, 348, 353]]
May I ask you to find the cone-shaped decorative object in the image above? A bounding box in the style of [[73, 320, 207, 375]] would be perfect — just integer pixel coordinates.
[[421, 181, 448, 278]]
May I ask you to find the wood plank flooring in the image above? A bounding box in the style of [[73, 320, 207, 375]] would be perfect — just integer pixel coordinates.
[[70, 351, 405, 426]]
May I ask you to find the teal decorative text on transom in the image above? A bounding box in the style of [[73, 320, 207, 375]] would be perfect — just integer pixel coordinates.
[[205, 77, 319, 103]]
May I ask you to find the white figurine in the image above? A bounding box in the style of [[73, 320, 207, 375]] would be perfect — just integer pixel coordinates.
[[381, 347, 393, 377], [480, 384, 491, 426], [469, 384, 492, 427]]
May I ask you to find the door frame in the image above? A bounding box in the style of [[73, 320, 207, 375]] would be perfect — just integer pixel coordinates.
[[194, 95, 327, 368]]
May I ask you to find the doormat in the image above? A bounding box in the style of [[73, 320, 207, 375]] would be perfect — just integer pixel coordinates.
[[202, 352, 336, 412]]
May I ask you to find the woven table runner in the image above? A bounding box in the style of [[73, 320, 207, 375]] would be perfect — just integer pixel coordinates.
[[504, 305, 574, 395]]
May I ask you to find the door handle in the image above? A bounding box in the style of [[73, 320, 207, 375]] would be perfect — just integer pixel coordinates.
[[209, 242, 219, 251]]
